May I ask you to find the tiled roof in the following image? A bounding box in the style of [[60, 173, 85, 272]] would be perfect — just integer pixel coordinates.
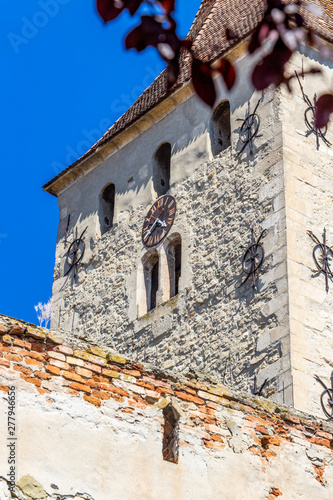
[[44, 0, 333, 192]]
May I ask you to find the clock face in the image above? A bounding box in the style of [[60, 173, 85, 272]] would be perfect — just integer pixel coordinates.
[[142, 195, 176, 247]]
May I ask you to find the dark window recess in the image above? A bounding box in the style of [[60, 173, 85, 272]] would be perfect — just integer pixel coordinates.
[[100, 183, 115, 235], [210, 100, 231, 156], [162, 404, 180, 464], [150, 260, 159, 310], [168, 239, 181, 298], [154, 143, 171, 197]]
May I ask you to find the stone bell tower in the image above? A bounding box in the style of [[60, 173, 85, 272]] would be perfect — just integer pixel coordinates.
[[44, 0, 333, 419]]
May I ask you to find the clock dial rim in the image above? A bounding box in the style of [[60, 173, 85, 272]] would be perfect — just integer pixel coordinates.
[[142, 195, 177, 248]]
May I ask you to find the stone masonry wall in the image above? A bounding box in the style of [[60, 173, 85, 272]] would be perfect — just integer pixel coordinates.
[[0, 316, 333, 499], [50, 79, 292, 406], [282, 50, 333, 416]]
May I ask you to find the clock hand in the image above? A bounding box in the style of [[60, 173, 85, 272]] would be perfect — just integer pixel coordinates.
[[144, 219, 158, 240], [156, 218, 167, 228]]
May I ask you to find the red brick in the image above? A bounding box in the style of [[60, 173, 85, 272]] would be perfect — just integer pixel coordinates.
[[13, 338, 31, 349], [123, 369, 141, 378], [262, 436, 280, 448], [45, 364, 61, 376], [62, 371, 85, 383], [75, 366, 93, 378], [70, 382, 91, 394], [128, 399, 146, 409], [155, 386, 174, 395], [20, 374, 41, 387], [66, 388, 80, 397], [137, 380, 155, 391], [30, 342, 47, 353], [245, 414, 273, 426], [95, 375, 109, 383], [316, 430, 332, 440], [101, 384, 129, 398], [249, 446, 261, 455], [53, 345, 74, 356], [5, 353, 23, 362], [282, 414, 300, 425], [256, 425, 270, 436], [84, 394, 101, 407], [175, 391, 204, 405], [24, 351, 45, 361], [34, 371, 52, 380], [49, 359, 70, 371], [92, 389, 111, 400], [184, 387, 197, 395], [37, 387, 51, 395], [0, 358, 10, 368], [269, 488, 282, 497], [204, 440, 225, 451], [0, 384, 9, 393], [86, 380, 102, 389], [0, 344, 10, 353], [11, 347, 30, 356], [314, 437, 331, 449], [210, 435, 223, 442], [0, 325, 9, 334], [13, 364, 33, 376], [25, 357, 43, 369], [10, 324, 26, 335], [111, 393, 125, 403], [262, 450, 277, 458], [205, 416, 217, 425], [83, 361, 102, 374]]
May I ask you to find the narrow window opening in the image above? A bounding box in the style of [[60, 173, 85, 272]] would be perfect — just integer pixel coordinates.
[[210, 100, 231, 156], [162, 404, 180, 464], [167, 238, 181, 298], [150, 260, 159, 311], [154, 143, 171, 197], [142, 250, 159, 313], [100, 183, 115, 235]]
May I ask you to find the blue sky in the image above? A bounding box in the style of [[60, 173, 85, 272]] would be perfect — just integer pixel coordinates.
[[0, 0, 201, 324]]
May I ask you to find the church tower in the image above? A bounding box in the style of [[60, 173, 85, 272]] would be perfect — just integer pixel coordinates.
[[44, 0, 333, 418]]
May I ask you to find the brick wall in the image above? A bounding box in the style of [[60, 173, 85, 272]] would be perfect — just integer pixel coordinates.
[[1, 315, 333, 499]]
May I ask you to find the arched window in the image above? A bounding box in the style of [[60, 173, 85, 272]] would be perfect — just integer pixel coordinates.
[[99, 183, 115, 235], [210, 100, 231, 156], [142, 250, 159, 313], [153, 143, 171, 198], [167, 237, 181, 298]]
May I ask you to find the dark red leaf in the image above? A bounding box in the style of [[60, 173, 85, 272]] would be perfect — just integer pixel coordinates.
[[215, 59, 236, 90], [96, 0, 143, 23], [160, 0, 175, 14], [96, 0, 123, 22], [125, 15, 182, 54], [191, 58, 216, 107], [252, 39, 292, 90], [315, 94, 333, 129]]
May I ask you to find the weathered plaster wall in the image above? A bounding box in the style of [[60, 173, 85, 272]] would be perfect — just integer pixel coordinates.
[[281, 48, 333, 415], [0, 317, 333, 500], [50, 50, 291, 404]]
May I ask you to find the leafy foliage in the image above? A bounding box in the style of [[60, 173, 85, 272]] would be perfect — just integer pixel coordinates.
[[96, 0, 333, 128]]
